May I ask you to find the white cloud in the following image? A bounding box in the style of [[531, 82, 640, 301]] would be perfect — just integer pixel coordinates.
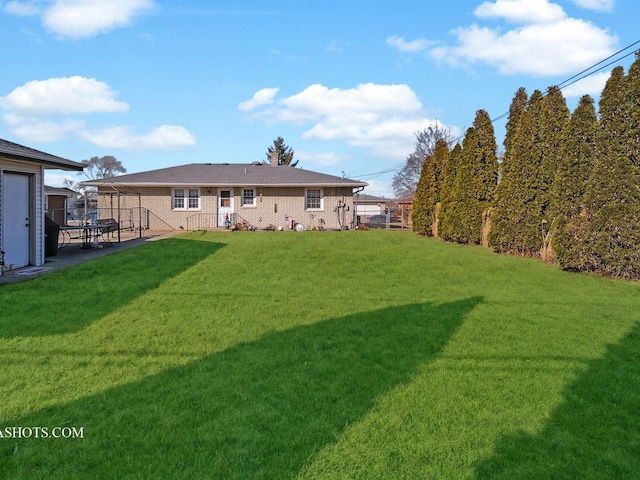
[[474, 0, 566, 24], [385, 36, 432, 53], [560, 71, 610, 98], [4, 0, 156, 39], [1, 76, 195, 150], [44, 171, 79, 188], [237, 87, 279, 111], [3, 113, 85, 142], [241, 83, 459, 160], [277, 83, 422, 121], [296, 150, 346, 167], [79, 125, 196, 149], [428, 0, 618, 77], [0, 76, 129, 115], [4, 1, 42, 16], [571, 0, 614, 12], [358, 180, 394, 198], [430, 15, 617, 76]]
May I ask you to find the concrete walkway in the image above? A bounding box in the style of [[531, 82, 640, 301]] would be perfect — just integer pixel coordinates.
[[0, 230, 181, 285]]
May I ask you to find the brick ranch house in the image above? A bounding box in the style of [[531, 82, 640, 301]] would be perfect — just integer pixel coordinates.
[[81, 157, 367, 232]]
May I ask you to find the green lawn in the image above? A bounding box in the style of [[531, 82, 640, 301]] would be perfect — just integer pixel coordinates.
[[1, 230, 639, 479]]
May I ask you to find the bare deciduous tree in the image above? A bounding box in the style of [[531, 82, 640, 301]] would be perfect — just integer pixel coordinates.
[[392, 125, 452, 198]]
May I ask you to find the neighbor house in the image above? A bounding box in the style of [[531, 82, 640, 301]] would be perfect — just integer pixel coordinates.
[[81, 156, 367, 232], [353, 193, 389, 225], [45, 185, 76, 225], [0, 138, 84, 272]]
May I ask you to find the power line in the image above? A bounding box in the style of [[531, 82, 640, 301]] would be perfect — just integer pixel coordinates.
[[354, 40, 640, 185], [556, 40, 640, 90], [447, 41, 640, 148]]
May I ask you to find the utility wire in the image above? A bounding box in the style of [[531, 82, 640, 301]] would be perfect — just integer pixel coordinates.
[[461, 41, 640, 146], [354, 40, 640, 183], [556, 40, 640, 90]]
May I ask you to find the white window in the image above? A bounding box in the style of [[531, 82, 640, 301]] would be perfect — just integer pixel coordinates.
[[242, 188, 256, 207], [173, 188, 185, 209], [188, 189, 200, 209], [305, 188, 323, 210], [173, 188, 200, 210]]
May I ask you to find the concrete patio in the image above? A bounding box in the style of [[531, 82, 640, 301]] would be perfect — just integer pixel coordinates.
[[0, 229, 180, 284]]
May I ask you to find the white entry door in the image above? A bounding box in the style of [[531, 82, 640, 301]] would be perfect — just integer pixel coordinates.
[[4, 173, 31, 269], [217, 189, 234, 227]]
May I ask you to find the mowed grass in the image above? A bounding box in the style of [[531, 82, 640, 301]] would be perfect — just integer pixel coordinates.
[[1, 230, 639, 479]]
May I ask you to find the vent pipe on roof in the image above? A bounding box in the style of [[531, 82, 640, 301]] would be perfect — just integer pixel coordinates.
[[270, 151, 278, 166]]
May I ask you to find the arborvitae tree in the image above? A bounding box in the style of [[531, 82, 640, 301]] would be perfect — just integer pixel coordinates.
[[624, 51, 640, 166], [535, 86, 570, 260], [440, 142, 461, 205], [578, 63, 640, 278], [585, 66, 639, 213], [525, 89, 545, 163], [539, 86, 570, 216], [473, 109, 499, 202], [489, 105, 544, 255], [431, 139, 450, 237], [412, 152, 438, 236], [551, 95, 598, 220], [551, 95, 598, 269], [473, 109, 499, 246], [439, 127, 489, 244], [438, 143, 461, 240], [412, 139, 450, 236], [502, 87, 528, 180]]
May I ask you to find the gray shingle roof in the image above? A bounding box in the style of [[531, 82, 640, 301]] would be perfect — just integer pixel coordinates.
[[0, 138, 84, 171], [45, 185, 76, 196], [81, 163, 368, 188], [355, 193, 391, 203]]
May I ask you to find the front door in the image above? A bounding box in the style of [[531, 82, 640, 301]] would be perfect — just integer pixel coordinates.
[[4, 173, 31, 269], [217, 189, 234, 227]]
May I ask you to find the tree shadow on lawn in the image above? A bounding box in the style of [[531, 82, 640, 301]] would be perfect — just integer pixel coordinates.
[[474, 321, 640, 479], [1, 297, 482, 479], [0, 238, 224, 338]]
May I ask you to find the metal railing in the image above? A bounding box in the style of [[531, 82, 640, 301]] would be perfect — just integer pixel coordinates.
[[186, 212, 255, 230]]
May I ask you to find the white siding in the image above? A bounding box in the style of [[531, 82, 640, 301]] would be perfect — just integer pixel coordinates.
[[0, 159, 44, 267], [0, 169, 2, 274], [34, 169, 44, 266]]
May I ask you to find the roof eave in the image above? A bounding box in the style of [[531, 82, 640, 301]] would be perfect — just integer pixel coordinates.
[[2, 153, 85, 171], [84, 181, 368, 188]]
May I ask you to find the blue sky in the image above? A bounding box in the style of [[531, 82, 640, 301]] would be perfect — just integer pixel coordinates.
[[0, 0, 637, 197]]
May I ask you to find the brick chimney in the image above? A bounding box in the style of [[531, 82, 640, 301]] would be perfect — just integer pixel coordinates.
[[270, 151, 278, 166]]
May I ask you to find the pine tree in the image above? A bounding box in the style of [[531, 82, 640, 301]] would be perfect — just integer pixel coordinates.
[[266, 137, 298, 166]]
